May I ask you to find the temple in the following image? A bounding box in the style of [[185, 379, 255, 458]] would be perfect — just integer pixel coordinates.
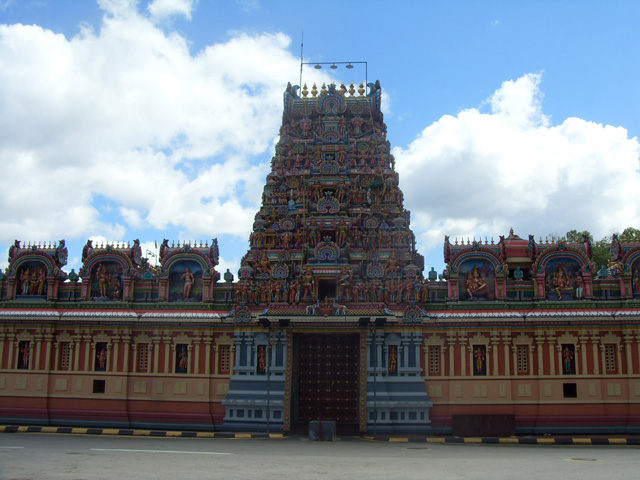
[[0, 81, 639, 436]]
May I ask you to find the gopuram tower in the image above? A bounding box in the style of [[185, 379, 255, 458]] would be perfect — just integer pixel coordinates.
[[223, 81, 433, 435]]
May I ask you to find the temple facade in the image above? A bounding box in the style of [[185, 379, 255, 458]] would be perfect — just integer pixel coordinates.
[[1, 81, 639, 436]]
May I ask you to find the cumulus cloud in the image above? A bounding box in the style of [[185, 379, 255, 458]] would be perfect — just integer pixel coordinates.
[[395, 73, 640, 267], [0, 0, 335, 270], [147, 0, 195, 20]]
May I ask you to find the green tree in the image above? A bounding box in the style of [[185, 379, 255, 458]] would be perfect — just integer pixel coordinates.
[[592, 236, 611, 269], [565, 230, 592, 243], [563, 230, 609, 269], [621, 227, 640, 242]]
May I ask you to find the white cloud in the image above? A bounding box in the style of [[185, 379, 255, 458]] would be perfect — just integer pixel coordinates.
[[0, 2, 317, 258], [120, 206, 144, 229], [395, 73, 640, 267], [148, 0, 195, 20]]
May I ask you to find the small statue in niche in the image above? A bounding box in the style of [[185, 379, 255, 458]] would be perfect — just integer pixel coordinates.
[[256, 252, 271, 276], [182, 266, 195, 299], [97, 263, 108, 297], [574, 274, 584, 299], [552, 267, 571, 297], [465, 265, 487, 300]]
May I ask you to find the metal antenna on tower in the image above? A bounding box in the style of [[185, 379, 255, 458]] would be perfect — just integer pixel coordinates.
[[299, 31, 304, 88]]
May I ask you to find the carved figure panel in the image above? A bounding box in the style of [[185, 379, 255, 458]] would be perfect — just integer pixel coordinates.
[[91, 261, 123, 300], [458, 259, 495, 301], [168, 260, 203, 302]]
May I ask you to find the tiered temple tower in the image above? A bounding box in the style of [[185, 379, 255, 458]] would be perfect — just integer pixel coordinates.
[[233, 80, 425, 316], [223, 81, 433, 434]]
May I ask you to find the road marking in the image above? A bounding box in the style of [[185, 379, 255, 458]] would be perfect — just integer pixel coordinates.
[[91, 448, 232, 455], [0, 446, 24, 449]]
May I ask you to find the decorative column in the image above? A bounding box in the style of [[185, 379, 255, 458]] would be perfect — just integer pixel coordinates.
[[591, 331, 600, 375], [547, 332, 556, 375], [122, 331, 131, 373], [447, 334, 456, 377], [163, 335, 171, 373], [491, 335, 500, 376], [7, 334, 14, 369], [402, 335, 410, 370], [34, 333, 43, 370], [44, 331, 53, 373], [131, 343, 138, 372], [152, 335, 161, 373], [82, 332, 92, 371], [43, 329, 53, 397], [0, 331, 5, 369], [413, 334, 421, 369], [193, 333, 201, 374], [623, 332, 634, 375], [112, 333, 120, 372], [535, 333, 545, 376], [502, 332, 511, 377], [459, 333, 467, 377], [204, 335, 212, 376], [579, 334, 589, 375]]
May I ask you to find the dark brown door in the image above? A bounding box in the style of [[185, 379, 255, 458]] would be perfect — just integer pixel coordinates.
[[296, 333, 359, 425]]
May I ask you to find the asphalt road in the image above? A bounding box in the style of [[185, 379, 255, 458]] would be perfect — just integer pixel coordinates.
[[1, 433, 639, 480]]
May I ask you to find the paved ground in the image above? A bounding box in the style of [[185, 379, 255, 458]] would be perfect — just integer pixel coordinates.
[[1, 431, 639, 480]]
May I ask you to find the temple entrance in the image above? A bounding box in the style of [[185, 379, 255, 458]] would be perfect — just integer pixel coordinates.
[[317, 278, 337, 301], [292, 333, 360, 434]]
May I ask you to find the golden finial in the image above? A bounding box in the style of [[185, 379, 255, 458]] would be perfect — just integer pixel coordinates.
[[302, 83, 308, 98], [340, 82, 347, 94], [349, 82, 355, 96], [311, 83, 318, 97], [358, 82, 365, 96], [321, 82, 327, 94]]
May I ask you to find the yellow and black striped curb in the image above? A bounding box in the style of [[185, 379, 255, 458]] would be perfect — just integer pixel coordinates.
[[2, 426, 639, 445], [0, 425, 283, 439], [361, 435, 640, 445]]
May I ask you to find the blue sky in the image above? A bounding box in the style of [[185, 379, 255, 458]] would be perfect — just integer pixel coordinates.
[[1, 0, 639, 278]]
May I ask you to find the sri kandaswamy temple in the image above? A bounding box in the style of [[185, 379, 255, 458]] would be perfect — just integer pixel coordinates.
[[1, 81, 639, 437]]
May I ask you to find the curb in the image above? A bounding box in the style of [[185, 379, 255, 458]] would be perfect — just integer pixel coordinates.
[[0, 425, 283, 440], [2, 426, 639, 445], [361, 435, 640, 445]]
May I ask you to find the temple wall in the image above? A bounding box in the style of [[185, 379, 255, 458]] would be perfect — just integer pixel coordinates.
[[1, 314, 638, 434], [0, 320, 234, 430]]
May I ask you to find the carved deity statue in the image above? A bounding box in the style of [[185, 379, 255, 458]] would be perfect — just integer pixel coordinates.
[[465, 265, 487, 300]]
